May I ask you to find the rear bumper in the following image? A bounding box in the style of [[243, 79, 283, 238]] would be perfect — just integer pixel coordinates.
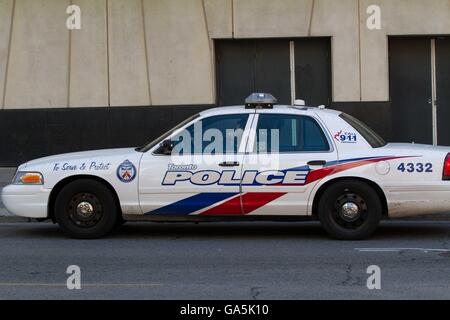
[[386, 184, 450, 218], [1, 184, 50, 218]]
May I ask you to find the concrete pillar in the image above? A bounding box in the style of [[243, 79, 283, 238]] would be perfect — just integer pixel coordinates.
[[204, 0, 233, 38], [143, 0, 214, 105], [4, 0, 70, 109], [0, 0, 14, 108], [69, 0, 108, 107], [233, 0, 313, 38], [311, 0, 361, 102], [108, 0, 150, 107]]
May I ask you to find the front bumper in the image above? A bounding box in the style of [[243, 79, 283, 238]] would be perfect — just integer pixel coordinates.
[[1, 184, 50, 218]]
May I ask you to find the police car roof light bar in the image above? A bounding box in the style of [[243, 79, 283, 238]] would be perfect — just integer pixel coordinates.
[[245, 93, 277, 109], [294, 99, 305, 106]]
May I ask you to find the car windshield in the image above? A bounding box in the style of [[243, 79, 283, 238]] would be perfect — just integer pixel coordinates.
[[339, 113, 386, 148], [136, 114, 200, 152]]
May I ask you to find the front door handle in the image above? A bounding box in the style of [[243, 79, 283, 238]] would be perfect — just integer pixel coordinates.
[[307, 160, 326, 166], [219, 161, 240, 167]]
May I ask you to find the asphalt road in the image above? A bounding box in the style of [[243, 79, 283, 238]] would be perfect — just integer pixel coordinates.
[[0, 220, 449, 300]]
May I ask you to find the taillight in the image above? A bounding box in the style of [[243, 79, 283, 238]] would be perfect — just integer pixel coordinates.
[[443, 153, 450, 180]]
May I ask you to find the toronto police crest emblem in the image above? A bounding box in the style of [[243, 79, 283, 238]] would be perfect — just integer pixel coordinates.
[[117, 160, 136, 183]]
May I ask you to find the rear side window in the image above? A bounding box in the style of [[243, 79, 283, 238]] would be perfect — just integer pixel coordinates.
[[255, 114, 330, 153], [339, 113, 386, 148]]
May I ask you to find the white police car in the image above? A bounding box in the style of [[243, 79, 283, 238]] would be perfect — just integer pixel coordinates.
[[3, 93, 450, 239]]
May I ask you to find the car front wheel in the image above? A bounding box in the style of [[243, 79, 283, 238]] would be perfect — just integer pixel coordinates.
[[54, 179, 119, 239], [318, 180, 382, 240]]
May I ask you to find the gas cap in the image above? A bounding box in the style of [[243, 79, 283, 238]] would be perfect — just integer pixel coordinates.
[[375, 161, 390, 175]]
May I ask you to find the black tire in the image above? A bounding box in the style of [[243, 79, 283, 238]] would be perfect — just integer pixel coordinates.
[[54, 179, 119, 239], [115, 217, 127, 228], [318, 180, 382, 240]]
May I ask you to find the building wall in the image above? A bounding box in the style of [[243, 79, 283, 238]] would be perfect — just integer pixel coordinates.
[[0, 0, 450, 110], [1, 0, 450, 166]]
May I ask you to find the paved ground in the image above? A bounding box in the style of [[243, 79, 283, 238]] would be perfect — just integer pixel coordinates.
[[0, 220, 449, 299], [1, 167, 450, 299]]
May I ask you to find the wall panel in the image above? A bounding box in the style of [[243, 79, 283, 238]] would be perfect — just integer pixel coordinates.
[[4, 0, 70, 109]]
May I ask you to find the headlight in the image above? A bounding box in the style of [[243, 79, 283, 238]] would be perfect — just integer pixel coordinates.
[[13, 172, 44, 185]]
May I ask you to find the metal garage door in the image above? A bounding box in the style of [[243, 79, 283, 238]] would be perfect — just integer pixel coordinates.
[[215, 38, 331, 107], [436, 38, 450, 146], [294, 38, 331, 107], [389, 37, 450, 146]]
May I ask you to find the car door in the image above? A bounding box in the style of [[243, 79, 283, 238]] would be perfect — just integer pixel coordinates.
[[138, 112, 255, 216], [241, 111, 338, 215]]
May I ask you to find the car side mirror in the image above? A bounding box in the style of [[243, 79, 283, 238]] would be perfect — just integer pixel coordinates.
[[155, 139, 174, 155]]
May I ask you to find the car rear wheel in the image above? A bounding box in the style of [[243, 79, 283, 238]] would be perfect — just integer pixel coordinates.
[[54, 179, 118, 239], [318, 180, 382, 240]]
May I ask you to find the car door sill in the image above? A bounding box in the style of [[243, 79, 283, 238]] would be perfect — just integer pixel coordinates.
[[122, 214, 315, 222]]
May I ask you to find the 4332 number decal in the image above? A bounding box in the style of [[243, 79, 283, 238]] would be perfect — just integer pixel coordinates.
[[397, 163, 433, 173]]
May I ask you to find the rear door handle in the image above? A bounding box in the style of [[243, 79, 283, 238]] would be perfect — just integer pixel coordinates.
[[219, 161, 240, 167], [307, 160, 326, 166]]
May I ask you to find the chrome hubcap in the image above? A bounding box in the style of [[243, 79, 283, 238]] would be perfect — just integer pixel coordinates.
[[68, 193, 103, 228], [332, 191, 368, 229], [340, 202, 360, 222], [76, 201, 94, 217]]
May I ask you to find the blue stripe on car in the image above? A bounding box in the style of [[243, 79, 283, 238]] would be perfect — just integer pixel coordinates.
[[147, 192, 239, 215]]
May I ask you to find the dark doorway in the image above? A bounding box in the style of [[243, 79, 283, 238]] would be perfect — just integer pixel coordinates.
[[295, 38, 331, 106], [215, 38, 331, 107], [389, 36, 450, 146], [215, 39, 290, 106], [389, 37, 432, 144], [436, 37, 450, 146]]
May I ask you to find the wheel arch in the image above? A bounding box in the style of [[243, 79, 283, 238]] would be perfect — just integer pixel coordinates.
[[311, 177, 388, 218], [47, 175, 122, 223]]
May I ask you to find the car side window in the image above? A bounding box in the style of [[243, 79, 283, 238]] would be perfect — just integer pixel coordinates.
[[255, 114, 329, 153], [171, 114, 249, 154]]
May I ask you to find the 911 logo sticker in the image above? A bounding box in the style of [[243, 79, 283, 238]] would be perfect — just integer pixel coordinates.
[[334, 130, 357, 143], [117, 160, 136, 183]]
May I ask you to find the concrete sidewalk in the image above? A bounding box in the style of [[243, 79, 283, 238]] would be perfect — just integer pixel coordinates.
[[1, 167, 450, 222]]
